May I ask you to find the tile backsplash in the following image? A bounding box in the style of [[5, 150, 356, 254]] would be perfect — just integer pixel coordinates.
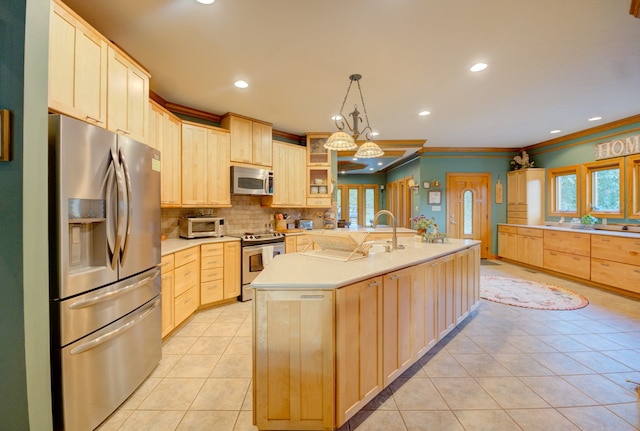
[[161, 196, 330, 238]]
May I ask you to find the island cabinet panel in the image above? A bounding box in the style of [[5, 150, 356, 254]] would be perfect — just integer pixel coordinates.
[[411, 262, 438, 359], [223, 242, 241, 298], [160, 254, 175, 338], [335, 277, 384, 425], [437, 255, 456, 340], [468, 245, 481, 308], [254, 290, 335, 430], [382, 268, 413, 386]]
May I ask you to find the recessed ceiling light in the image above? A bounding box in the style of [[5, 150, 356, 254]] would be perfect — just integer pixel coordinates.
[[371, 131, 379, 136], [470, 63, 488, 72], [377, 162, 383, 166], [369, 167, 374, 171], [588, 116, 602, 122], [341, 171, 346, 174], [419, 111, 431, 116], [234, 80, 248, 89], [352, 157, 358, 161], [550, 129, 562, 134], [196, 0, 215, 4]]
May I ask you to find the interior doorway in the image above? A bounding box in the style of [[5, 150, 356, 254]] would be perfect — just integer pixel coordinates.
[[446, 173, 491, 258]]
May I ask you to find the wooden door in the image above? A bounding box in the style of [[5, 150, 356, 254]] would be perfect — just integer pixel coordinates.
[[446, 173, 491, 259]]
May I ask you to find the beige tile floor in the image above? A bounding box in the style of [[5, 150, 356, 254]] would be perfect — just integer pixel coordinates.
[[98, 261, 640, 431]]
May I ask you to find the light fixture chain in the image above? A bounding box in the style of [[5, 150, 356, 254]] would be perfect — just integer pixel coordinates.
[[337, 79, 354, 121], [357, 79, 372, 139]]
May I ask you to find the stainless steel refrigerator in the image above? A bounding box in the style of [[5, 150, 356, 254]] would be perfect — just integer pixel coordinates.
[[48, 114, 162, 431]]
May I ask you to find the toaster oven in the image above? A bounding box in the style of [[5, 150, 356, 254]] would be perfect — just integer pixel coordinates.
[[179, 217, 225, 239]]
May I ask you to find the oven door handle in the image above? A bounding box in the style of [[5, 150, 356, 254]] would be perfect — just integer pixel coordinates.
[[242, 244, 283, 253]]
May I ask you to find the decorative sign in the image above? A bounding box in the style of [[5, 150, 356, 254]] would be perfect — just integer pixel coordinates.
[[594, 134, 640, 160], [495, 177, 503, 204]]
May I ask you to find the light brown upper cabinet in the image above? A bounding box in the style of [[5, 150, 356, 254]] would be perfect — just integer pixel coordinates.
[[264, 140, 306, 207], [582, 158, 625, 219], [221, 113, 272, 167], [107, 47, 150, 144], [49, 0, 108, 127], [181, 122, 231, 207], [149, 100, 181, 207]]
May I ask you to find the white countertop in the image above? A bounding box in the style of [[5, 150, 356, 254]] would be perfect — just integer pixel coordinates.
[[499, 223, 640, 238], [283, 227, 417, 236], [161, 237, 240, 255], [251, 237, 479, 289]]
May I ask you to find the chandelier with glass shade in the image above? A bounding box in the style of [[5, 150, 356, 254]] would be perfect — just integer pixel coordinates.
[[324, 74, 384, 158]]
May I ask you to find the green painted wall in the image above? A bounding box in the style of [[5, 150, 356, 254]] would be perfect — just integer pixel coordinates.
[[0, 0, 52, 429]]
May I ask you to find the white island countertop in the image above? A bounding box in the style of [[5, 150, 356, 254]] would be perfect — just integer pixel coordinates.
[[251, 237, 479, 289]]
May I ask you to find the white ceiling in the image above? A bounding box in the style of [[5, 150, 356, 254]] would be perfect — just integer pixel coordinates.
[[62, 0, 640, 173]]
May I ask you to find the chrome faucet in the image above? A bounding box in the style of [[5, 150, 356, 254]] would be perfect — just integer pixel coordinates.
[[372, 210, 404, 250]]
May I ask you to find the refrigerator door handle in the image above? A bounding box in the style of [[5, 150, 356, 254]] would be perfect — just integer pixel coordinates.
[[68, 268, 161, 310], [119, 147, 133, 264], [69, 297, 161, 355], [103, 159, 117, 262], [111, 144, 125, 269]]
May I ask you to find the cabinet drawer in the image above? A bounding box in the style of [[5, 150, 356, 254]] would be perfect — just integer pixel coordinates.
[[201, 279, 224, 304], [543, 231, 590, 256], [543, 249, 590, 280], [517, 227, 543, 238], [507, 204, 527, 212], [174, 286, 198, 326], [591, 258, 640, 294], [307, 197, 331, 207], [201, 243, 224, 257], [498, 225, 517, 234], [161, 254, 174, 274], [175, 260, 199, 297], [507, 216, 527, 225], [201, 255, 224, 270], [201, 267, 224, 283], [175, 247, 200, 267], [591, 235, 640, 266]]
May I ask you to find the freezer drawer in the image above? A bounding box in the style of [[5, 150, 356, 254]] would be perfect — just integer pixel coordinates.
[[51, 267, 161, 347], [52, 296, 161, 431]]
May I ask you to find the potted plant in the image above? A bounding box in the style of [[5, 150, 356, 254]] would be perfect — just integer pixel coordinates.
[[580, 213, 598, 228], [412, 215, 435, 234]]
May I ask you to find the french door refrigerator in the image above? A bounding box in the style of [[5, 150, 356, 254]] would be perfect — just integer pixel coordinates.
[[48, 114, 162, 431]]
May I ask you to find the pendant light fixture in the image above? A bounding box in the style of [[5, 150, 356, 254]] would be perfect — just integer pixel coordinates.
[[324, 74, 384, 158]]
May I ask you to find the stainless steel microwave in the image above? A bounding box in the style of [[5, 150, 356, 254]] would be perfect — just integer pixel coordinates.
[[231, 166, 273, 196], [179, 216, 225, 239]]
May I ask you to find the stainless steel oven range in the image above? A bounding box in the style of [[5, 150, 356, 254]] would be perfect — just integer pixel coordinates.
[[239, 231, 285, 301]]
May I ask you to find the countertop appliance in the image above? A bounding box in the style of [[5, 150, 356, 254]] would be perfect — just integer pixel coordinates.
[[48, 115, 162, 431], [295, 219, 313, 230], [231, 165, 273, 196], [238, 231, 284, 301], [179, 216, 225, 238]]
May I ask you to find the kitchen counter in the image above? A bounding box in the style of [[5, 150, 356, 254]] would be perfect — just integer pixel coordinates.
[[281, 226, 418, 236], [161, 236, 240, 255], [499, 223, 640, 238], [252, 237, 478, 289]]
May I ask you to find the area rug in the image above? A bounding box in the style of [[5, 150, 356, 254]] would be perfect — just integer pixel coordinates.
[[480, 276, 589, 310]]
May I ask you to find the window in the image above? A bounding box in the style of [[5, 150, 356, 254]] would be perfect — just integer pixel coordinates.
[[628, 154, 640, 218], [336, 184, 379, 227], [582, 158, 624, 219], [463, 190, 473, 235], [547, 165, 580, 217]]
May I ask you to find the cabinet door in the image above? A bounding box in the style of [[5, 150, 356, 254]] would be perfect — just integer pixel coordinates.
[[382, 268, 412, 386], [254, 289, 335, 431], [252, 121, 272, 167], [107, 47, 149, 143], [49, 2, 107, 126], [162, 113, 182, 206], [206, 129, 231, 206], [271, 142, 289, 205], [336, 277, 383, 426], [148, 101, 163, 151], [181, 124, 208, 205], [284, 236, 297, 253], [226, 115, 253, 163], [161, 270, 174, 338], [454, 249, 470, 323], [437, 255, 456, 340], [223, 242, 241, 298], [411, 262, 438, 360], [290, 144, 307, 206]]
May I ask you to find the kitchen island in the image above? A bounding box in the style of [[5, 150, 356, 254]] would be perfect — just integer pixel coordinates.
[[251, 237, 481, 431]]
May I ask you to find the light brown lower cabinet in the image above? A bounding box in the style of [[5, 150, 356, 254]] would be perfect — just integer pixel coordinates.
[[160, 254, 175, 338], [253, 245, 480, 430]]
